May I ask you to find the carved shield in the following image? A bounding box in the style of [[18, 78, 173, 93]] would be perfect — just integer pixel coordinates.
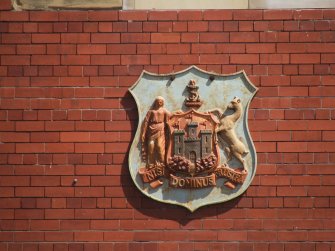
[[129, 66, 258, 212]]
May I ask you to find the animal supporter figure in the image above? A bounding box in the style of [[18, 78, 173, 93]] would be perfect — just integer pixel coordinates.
[[209, 97, 249, 170]]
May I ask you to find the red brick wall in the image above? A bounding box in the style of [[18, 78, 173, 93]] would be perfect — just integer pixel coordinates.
[[1, 2, 335, 250]]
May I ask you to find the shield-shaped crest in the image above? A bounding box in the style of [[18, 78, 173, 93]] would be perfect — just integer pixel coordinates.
[[129, 66, 258, 212]]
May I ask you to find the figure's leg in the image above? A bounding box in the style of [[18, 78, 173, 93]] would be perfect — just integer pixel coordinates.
[[234, 152, 246, 170], [156, 136, 165, 164], [147, 140, 155, 166], [225, 147, 232, 161]]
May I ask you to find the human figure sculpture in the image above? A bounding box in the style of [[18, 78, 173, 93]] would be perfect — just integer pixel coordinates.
[[141, 96, 171, 168]]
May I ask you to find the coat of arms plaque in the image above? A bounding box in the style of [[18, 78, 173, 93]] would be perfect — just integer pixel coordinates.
[[129, 66, 258, 211]]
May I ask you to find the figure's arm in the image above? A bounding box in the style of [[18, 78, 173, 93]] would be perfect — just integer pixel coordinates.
[[141, 111, 150, 142]]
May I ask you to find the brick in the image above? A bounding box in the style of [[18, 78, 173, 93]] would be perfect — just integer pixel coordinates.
[[151, 33, 180, 43], [314, 20, 330, 31], [121, 55, 150, 65], [290, 32, 321, 42], [8, 22, 23, 33], [321, 53, 335, 63], [15, 187, 44, 197], [44, 121, 74, 131], [0, 132, 29, 142], [78, 44, 106, 54], [0, 45, 15, 55], [208, 21, 224, 32], [218, 231, 247, 241], [30, 11, 58, 21], [0, 11, 28, 21], [91, 55, 121, 65], [199, 33, 229, 43], [75, 143, 104, 153], [44, 232, 73, 242], [45, 143, 74, 153], [0, 0, 12, 10], [230, 32, 259, 42], [151, 55, 181, 65], [293, 10, 323, 20], [15, 121, 44, 131], [291, 98, 321, 108], [216, 44, 245, 53], [260, 31, 289, 42], [246, 44, 276, 53], [14, 232, 44, 241], [191, 44, 215, 54], [178, 11, 203, 21], [279, 87, 308, 97], [203, 10, 233, 20], [90, 99, 119, 109], [76, 187, 104, 198], [233, 10, 263, 20], [91, 33, 120, 44], [75, 88, 104, 98], [47, 44, 76, 54], [137, 44, 166, 54], [119, 11, 148, 21], [106, 44, 136, 55], [61, 55, 90, 65], [188, 21, 208, 32], [181, 33, 199, 43], [75, 121, 104, 131], [89, 76, 117, 86], [17, 45, 46, 55], [263, 10, 293, 20], [307, 142, 335, 153], [1, 56, 30, 66], [277, 43, 307, 53], [199, 54, 229, 64], [32, 34, 60, 44], [170, 45, 193, 55], [230, 54, 259, 64], [75, 209, 104, 219], [148, 11, 177, 21], [322, 31, 335, 42], [97, 22, 113, 32], [88, 11, 118, 21], [61, 33, 90, 44], [59, 12, 88, 21], [59, 77, 89, 87], [60, 132, 90, 142], [260, 54, 289, 64], [291, 76, 321, 86], [0, 176, 29, 187], [254, 142, 276, 152], [31, 55, 60, 66], [291, 54, 320, 64], [74, 232, 103, 241], [142, 21, 157, 32], [171, 21, 186, 32]]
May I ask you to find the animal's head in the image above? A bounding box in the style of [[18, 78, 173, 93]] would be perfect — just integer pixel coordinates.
[[228, 96, 241, 109]]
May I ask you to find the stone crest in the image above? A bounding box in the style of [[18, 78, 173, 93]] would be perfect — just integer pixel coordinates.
[[129, 66, 258, 211]]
